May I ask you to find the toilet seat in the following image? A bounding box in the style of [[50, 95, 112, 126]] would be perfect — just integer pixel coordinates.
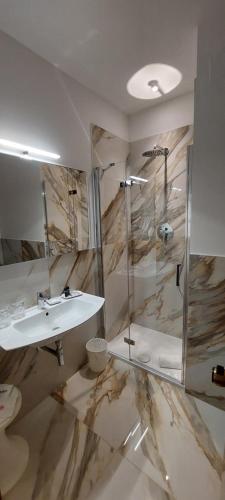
[[0, 385, 29, 496]]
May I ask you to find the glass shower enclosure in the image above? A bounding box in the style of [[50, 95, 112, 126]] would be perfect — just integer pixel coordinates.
[[92, 124, 192, 385]]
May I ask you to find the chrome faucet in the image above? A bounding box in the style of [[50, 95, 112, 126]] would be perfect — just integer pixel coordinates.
[[37, 291, 48, 309]]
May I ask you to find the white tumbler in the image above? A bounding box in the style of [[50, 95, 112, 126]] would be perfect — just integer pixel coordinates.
[[86, 338, 108, 373]]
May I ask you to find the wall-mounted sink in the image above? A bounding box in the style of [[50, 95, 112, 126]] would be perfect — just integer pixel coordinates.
[[0, 293, 105, 350]]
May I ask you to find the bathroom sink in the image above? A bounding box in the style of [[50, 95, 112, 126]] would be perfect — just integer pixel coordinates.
[[0, 293, 105, 350]]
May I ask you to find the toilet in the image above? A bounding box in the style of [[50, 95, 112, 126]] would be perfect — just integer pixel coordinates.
[[0, 385, 29, 496]]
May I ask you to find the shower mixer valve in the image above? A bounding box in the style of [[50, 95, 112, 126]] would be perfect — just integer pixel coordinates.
[[158, 222, 174, 241]]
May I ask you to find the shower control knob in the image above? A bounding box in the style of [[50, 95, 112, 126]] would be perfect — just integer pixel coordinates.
[[158, 223, 174, 241]]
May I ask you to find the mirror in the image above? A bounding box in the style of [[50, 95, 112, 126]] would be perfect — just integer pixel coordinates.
[[41, 163, 90, 256], [0, 153, 90, 266], [0, 153, 46, 265]]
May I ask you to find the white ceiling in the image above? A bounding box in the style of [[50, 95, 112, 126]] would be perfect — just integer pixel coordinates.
[[0, 0, 207, 114]]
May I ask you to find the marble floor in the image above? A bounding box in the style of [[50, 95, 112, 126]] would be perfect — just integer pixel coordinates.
[[109, 323, 183, 383], [4, 356, 225, 500]]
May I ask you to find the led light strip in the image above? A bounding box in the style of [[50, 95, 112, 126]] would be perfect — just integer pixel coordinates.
[[0, 138, 60, 160]]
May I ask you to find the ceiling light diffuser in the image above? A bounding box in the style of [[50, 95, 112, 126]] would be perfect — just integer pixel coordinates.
[[127, 64, 182, 100], [148, 80, 159, 92]]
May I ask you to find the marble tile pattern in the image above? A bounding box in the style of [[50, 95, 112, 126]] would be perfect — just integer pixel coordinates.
[[92, 124, 192, 347], [41, 164, 73, 247], [129, 126, 193, 338], [5, 396, 115, 500], [186, 254, 225, 411], [0, 257, 50, 308], [0, 248, 101, 418], [0, 161, 98, 418], [71, 169, 90, 251], [54, 358, 140, 449], [91, 125, 130, 342], [49, 248, 99, 297], [0, 238, 46, 265], [41, 163, 89, 255], [109, 323, 182, 382], [52, 357, 225, 500]]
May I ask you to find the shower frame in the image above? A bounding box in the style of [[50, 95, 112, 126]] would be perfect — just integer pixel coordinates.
[[91, 143, 192, 388]]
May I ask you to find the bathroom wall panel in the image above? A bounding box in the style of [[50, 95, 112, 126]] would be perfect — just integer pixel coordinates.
[[0, 239, 46, 265], [72, 170, 90, 251], [129, 125, 193, 338], [52, 357, 225, 500], [92, 124, 193, 343], [0, 248, 101, 417], [186, 254, 225, 411], [49, 249, 99, 298], [41, 163, 89, 255], [41, 164, 74, 251], [0, 258, 50, 308], [91, 125, 130, 342], [0, 156, 101, 417]]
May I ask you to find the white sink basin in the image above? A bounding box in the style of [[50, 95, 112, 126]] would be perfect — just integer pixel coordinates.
[[0, 293, 105, 350]]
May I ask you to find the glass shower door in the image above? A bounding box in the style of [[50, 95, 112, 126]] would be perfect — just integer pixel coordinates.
[[94, 163, 131, 355], [126, 168, 157, 367], [92, 123, 191, 384], [126, 132, 190, 384]]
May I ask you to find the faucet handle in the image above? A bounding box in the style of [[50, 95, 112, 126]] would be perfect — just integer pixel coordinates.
[[62, 286, 71, 298], [37, 291, 49, 299], [37, 290, 49, 308]]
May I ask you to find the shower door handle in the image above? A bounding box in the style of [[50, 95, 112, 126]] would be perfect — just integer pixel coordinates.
[[176, 264, 181, 286]]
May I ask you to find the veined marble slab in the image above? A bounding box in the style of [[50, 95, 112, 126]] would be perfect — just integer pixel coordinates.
[[87, 451, 170, 500], [5, 396, 115, 500], [129, 125, 193, 338], [49, 248, 99, 297], [41, 164, 73, 246], [186, 254, 225, 411], [41, 163, 89, 255], [54, 358, 140, 450], [0, 257, 49, 308], [0, 238, 46, 265], [109, 322, 182, 382], [102, 243, 129, 341], [91, 125, 129, 342], [54, 357, 225, 500], [92, 124, 193, 346], [0, 247, 101, 417], [127, 369, 225, 500]]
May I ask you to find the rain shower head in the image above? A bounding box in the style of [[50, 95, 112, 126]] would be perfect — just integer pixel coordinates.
[[142, 145, 169, 158]]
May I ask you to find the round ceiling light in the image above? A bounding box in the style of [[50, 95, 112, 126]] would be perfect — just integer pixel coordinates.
[[127, 64, 182, 100]]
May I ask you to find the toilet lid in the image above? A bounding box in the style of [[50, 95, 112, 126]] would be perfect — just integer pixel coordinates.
[[0, 385, 21, 429]]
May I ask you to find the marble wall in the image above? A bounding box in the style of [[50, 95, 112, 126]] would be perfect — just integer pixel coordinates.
[[0, 250, 100, 413], [186, 254, 225, 411], [22, 359, 222, 500], [0, 239, 45, 265], [0, 248, 101, 417], [41, 163, 89, 255], [92, 124, 193, 345], [8, 357, 224, 500], [91, 125, 130, 342], [0, 162, 100, 417], [129, 125, 193, 338]]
